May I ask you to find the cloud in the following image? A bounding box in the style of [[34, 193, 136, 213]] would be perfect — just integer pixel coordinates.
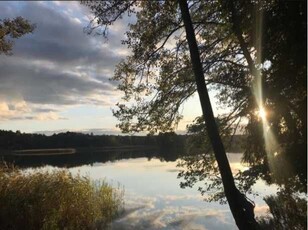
[[0, 100, 30, 120], [0, 100, 66, 121], [6, 1, 129, 70], [0, 1, 131, 121], [0, 102, 18, 120], [0, 57, 115, 106], [109, 201, 236, 230], [32, 107, 59, 113], [34, 112, 67, 121]]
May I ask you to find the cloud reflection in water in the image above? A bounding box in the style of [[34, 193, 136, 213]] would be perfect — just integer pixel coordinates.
[[69, 155, 276, 229]]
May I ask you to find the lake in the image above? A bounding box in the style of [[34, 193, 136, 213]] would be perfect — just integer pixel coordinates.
[[39, 152, 277, 230], [10, 149, 278, 229]]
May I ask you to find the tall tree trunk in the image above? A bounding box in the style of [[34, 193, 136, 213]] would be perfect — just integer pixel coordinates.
[[178, 0, 259, 229]]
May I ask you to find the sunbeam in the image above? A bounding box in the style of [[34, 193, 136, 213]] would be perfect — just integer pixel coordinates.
[[252, 3, 280, 178], [256, 107, 267, 121]]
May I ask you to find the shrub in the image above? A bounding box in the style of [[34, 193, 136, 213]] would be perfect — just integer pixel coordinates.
[[0, 164, 123, 230]]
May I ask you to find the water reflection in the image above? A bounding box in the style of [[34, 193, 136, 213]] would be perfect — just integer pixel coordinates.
[[9, 150, 279, 229], [68, 154, 276, 229]]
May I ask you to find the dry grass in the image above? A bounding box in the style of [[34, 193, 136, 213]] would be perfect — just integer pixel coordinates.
[[0, 164, 124, 230]]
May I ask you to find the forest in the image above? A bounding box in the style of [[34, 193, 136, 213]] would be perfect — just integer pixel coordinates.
[[0, 129, 244, 153]]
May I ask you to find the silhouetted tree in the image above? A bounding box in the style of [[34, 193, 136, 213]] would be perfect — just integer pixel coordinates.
[[178, 1, 259, 228], [82, 0, 306, 228], [258, 188, 307, 230], [82, 0, 261, 228], [0, 17, 35, 55]]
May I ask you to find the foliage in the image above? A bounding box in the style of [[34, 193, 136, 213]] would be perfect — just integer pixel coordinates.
[[0, 129, 186, 151], [178, 116, 245, 203], [83, 0, 306, 227], [0, 164, 123, 230], [83, 0, 250, 135], [0, 16, 35, 55], [257, 189, 307, 230], [238, 0, 307, 193], [83, 0, 307, 194]]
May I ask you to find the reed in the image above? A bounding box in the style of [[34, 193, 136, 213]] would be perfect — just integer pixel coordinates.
[[0, 164, 123, 229]]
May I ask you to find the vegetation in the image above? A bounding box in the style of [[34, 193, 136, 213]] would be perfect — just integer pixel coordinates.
[[178, 2, 258, 228], [0, 16, 35, 55], [0, 129, 243, 154], [0, 0, 305, 228], [82, 0, 306, 229], [0, 164, 123, 230], [0, 129, 185, 151], [178, 116, 241, 203], [82, 0, 306, 185], [257, 188, 307, 230]]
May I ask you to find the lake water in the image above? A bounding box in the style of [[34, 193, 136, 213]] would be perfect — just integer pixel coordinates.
[[63, 153, 277, 230]]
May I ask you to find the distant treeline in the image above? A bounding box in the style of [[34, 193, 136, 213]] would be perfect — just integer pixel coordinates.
[[0, 130, 185, 152], [0, 130, 245, 153]]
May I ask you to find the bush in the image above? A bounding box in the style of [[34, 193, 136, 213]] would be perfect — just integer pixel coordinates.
[[0, 164, 123, 230]]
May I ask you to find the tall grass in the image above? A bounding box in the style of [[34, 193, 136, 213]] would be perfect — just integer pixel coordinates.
[[0, 164, 124, 230]]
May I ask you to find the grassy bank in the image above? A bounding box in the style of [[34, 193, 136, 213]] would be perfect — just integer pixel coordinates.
[[0, 164, 123, 230]]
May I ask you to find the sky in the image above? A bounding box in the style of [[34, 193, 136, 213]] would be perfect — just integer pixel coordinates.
[[0, 1, 225, 135]]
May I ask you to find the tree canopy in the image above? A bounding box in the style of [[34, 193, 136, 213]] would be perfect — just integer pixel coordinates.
[[0, 16, 35, 55], [83, 0, 306, 227], [83, 0, 306, 188]]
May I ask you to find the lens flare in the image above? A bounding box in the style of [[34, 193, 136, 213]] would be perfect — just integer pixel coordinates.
[[251, 4, 280, 179], [258, 107, 267, 121]]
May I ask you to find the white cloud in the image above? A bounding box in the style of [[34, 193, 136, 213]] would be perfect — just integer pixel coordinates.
[[35, 112, 66, 121], [0, 102, 15, 120], [0, 99, 67, 121], [0, 101, 31, 120]]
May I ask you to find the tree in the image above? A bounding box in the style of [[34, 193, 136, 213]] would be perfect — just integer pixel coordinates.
[[82, 0, 306, 228], [181, 1, 306, 228], [83, 0, 260, 228], [0, 16, 35, 55], [178, 0, 306, 196], [178, 1, 259, 228], [224, 0, 307, 193], [257, 188, 307, 230]]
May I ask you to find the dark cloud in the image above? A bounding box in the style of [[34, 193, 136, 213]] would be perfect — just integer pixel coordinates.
[[0, 1, 130, 111], [0, 57, 114, 106], [3, 2, 123, 67]]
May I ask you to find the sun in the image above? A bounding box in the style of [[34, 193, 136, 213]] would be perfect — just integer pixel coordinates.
[[257, 107, 267, 120]]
